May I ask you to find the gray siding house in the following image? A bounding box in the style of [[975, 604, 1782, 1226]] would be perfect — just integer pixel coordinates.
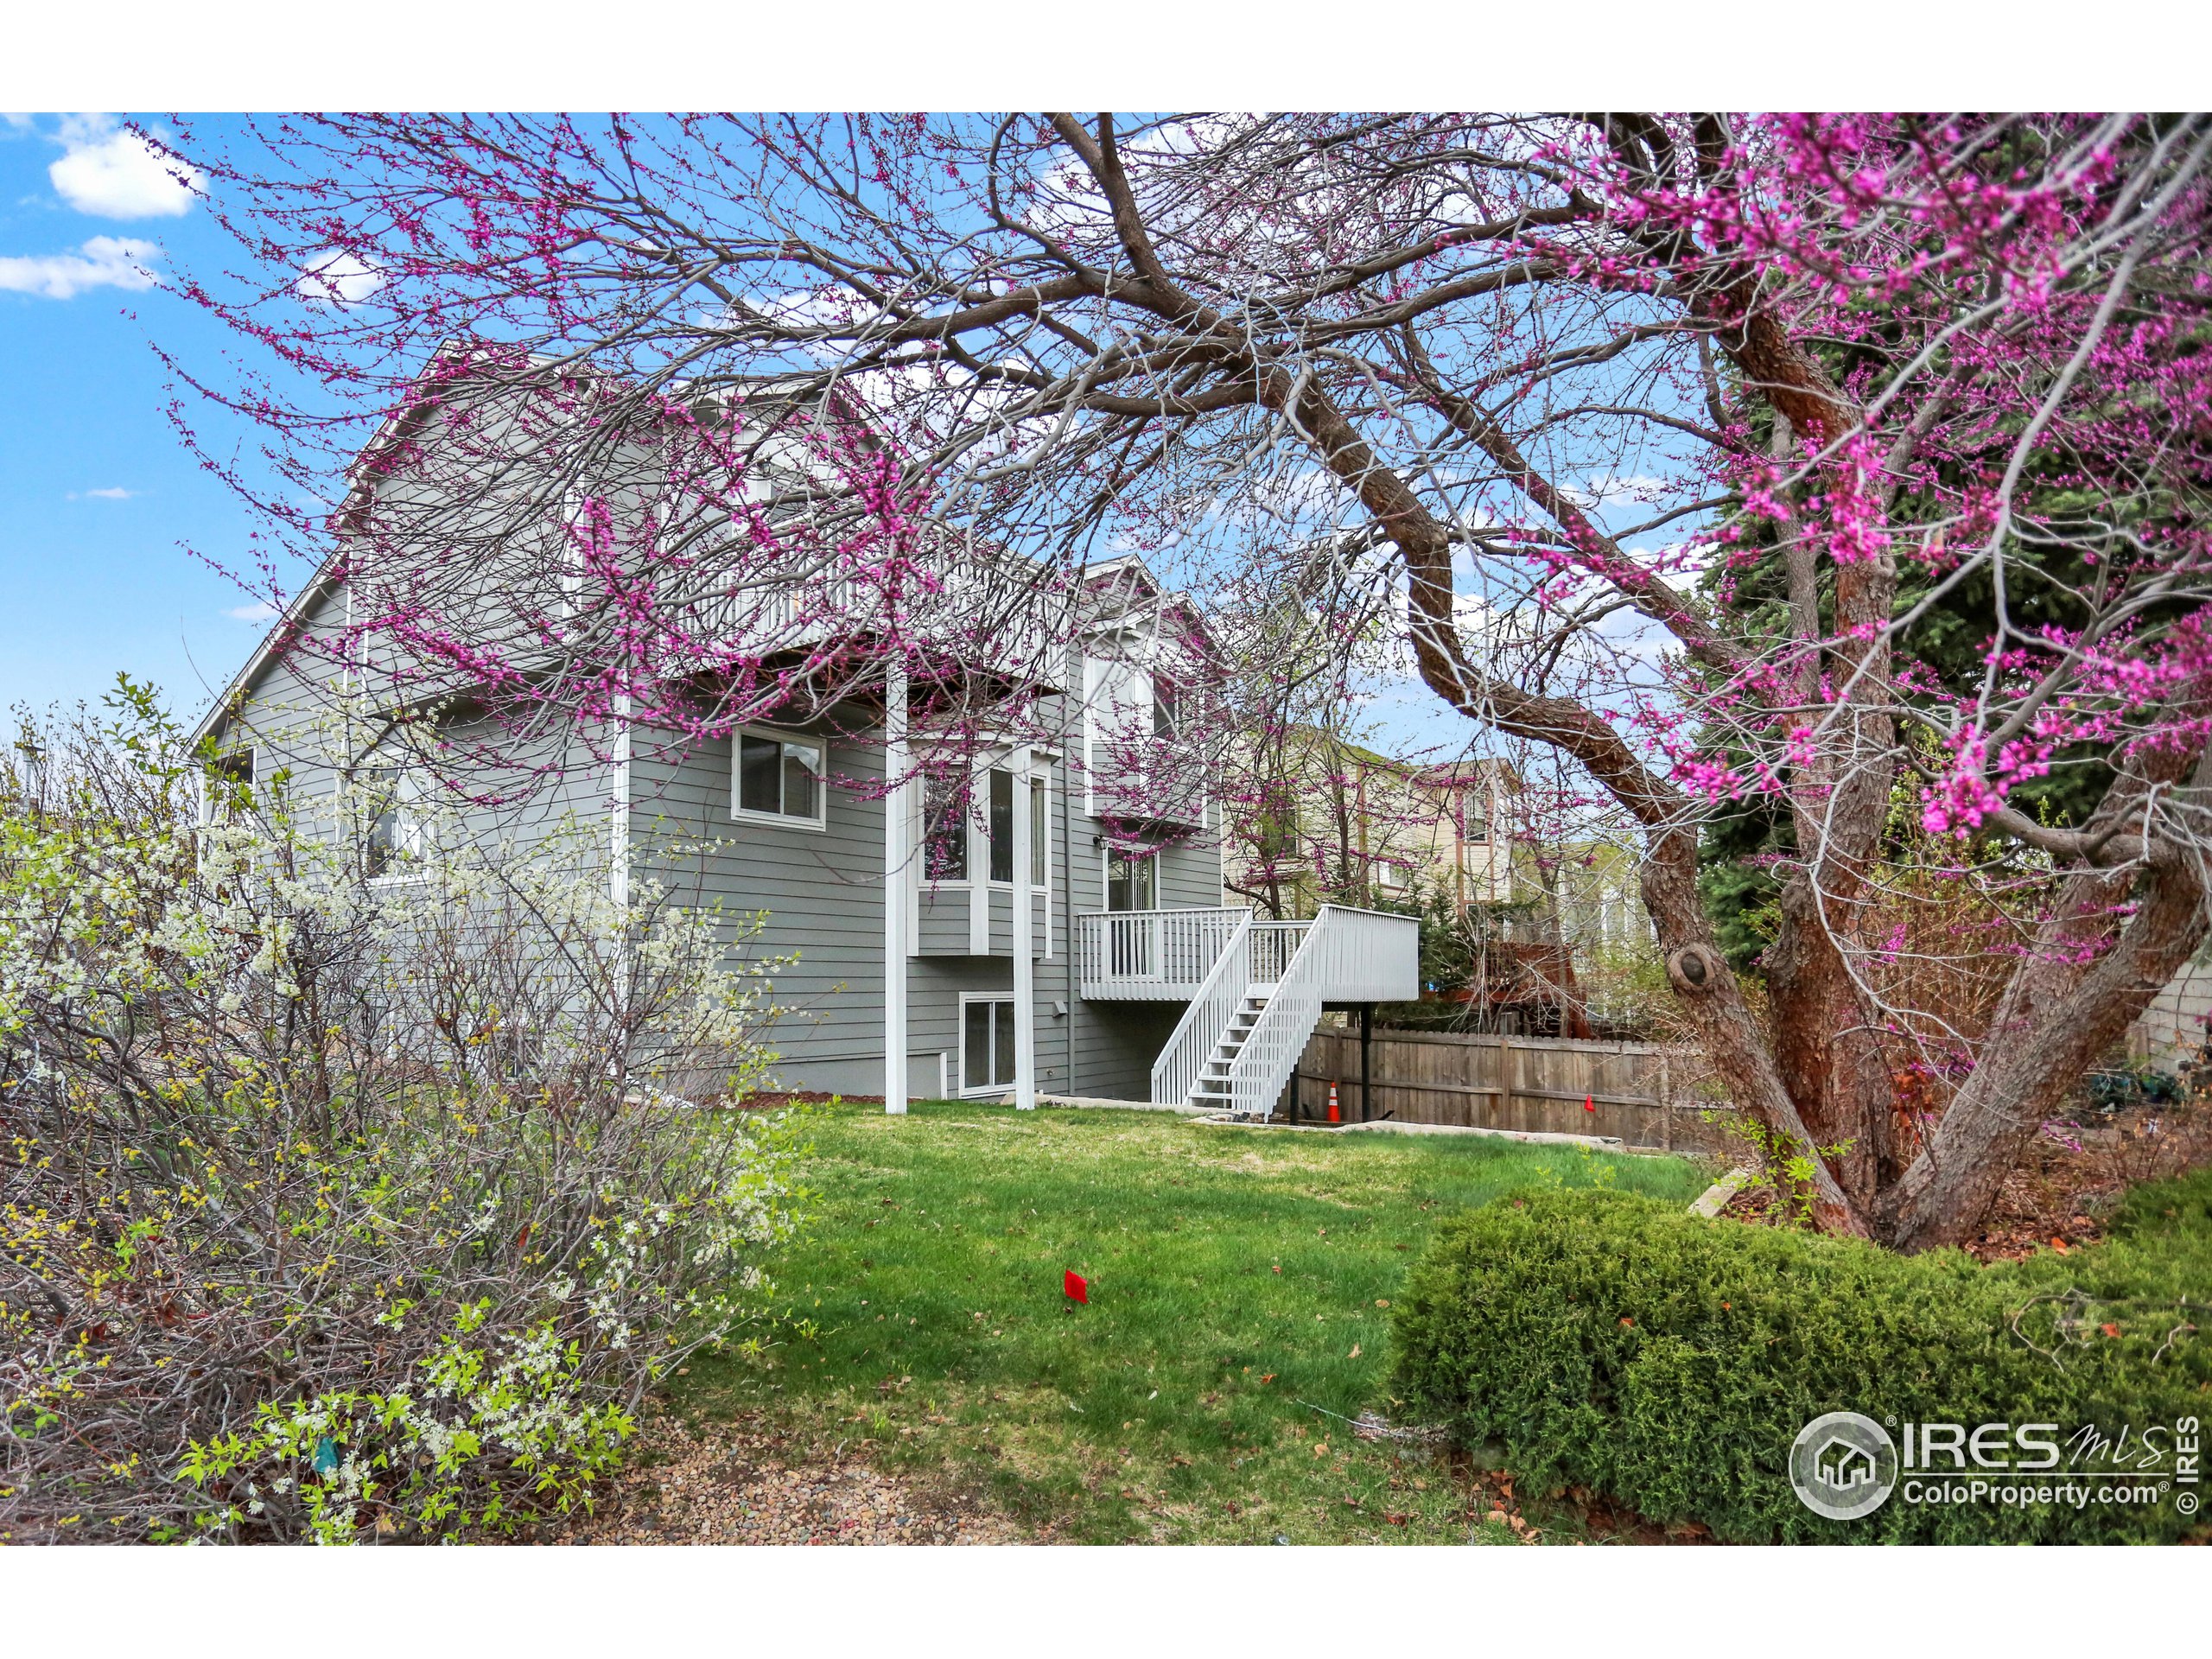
[[190, 378, 1415, 1114]]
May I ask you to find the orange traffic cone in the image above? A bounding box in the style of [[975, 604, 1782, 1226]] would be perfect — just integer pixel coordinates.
[[1327, 1082, 1341, 1123]]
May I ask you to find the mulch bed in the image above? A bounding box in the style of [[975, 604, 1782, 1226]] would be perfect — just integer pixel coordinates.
[[1717, 1102, 2202, 1262]]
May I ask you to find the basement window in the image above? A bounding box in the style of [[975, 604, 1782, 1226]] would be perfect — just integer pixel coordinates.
[[962, 995, 1017, 1093]]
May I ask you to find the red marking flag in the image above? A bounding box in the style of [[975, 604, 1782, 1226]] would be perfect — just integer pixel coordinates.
[[1064, 1269, 1089, 1304], [1583, 1093, 1596, 1113]]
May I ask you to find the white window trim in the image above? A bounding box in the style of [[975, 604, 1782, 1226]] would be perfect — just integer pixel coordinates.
[[957, 991, 1019, 1096], [1032, 770, 1054, 959], [1101, 842, 1159, 912], [918, 765, 976, 888], [919, 753, 1058, 896], [730, 724, 829, 832], [982, 760, 1056, 894], [354, 764, 432, 887]]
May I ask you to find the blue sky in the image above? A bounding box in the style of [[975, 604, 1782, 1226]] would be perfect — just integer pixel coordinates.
[[0, 113, 270, 725], [0, 110, 1660, 766]]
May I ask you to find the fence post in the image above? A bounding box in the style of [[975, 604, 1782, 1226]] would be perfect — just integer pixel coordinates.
[[1659, 1049, 1674, 1151], [1360, 1005, 1374, 1122], [1499, 1032, 1515, 1128]]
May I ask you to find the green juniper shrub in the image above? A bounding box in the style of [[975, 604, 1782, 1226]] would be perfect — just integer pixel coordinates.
[[1391, 1172, 2212, 1542]]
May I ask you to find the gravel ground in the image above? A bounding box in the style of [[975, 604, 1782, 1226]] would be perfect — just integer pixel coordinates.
[[558, 1409, 1031, 1546]]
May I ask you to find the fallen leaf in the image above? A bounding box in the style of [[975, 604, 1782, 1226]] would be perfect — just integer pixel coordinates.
[[1618, 1316, 1635, 1327], [1348, 1343, 1362, 1358], [1271, 1263, 1282, 1274], [1259, 1373, 1275, 1385], [2050, 1236, 2070, 1255], [1375, 1299, 1390, 1308], [2101, 1321, 2121, 1338]]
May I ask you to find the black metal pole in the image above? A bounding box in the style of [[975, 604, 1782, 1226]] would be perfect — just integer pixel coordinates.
[[1360, 1004, 1374, 1122]]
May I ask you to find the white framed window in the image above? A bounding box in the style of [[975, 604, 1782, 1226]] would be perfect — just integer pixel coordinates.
[[922, 768, 971, 882], [1104, 845, 1157, 912], [1461, 788, 1490, 842], [1152, 674, 1179, 740], [352, 765, 426, 882], [959, 993, 1018, 1095], [986, 766, 1017, 885], [1029, 775, 1048, 887], [732, 728, 826, 830]]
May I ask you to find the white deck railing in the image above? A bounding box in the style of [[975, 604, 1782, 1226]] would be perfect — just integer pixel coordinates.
[[1076, 906, 1248, 1000], [1250, 919, 1306, 984], [1224, 905, 1421, 1116], [1147, 911, 1253, 1107]]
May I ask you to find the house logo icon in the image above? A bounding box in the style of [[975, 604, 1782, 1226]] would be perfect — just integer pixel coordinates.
[[1789, 1412, 1898, 1520]]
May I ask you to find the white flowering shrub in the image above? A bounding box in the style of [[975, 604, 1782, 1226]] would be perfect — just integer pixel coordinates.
[[1, 686, 802, 1543]]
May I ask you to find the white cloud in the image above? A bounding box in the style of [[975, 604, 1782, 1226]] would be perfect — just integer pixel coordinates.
[[0, 236, 159, 299], [297, 248, 383, 307], [48, 114, 200, 219], [226, 601, 280, 622], [67, 486, 136, 500]]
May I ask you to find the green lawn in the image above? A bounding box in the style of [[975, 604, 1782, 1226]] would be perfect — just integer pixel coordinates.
[[677, 1100, 1712, 1543]]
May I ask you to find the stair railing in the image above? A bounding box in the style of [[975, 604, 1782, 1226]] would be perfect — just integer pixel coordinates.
[[1224, 905, 1419, 1116], [1149, 909, 1253, 1106]]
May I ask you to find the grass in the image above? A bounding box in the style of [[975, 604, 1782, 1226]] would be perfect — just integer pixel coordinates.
[[676, 1099, 1712, 1543]]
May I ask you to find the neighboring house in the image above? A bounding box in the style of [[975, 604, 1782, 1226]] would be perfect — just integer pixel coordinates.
[[192, 372, 1414, 1115], [2126, 935, 2212, 1071], [1222, 729, 1514, 917]]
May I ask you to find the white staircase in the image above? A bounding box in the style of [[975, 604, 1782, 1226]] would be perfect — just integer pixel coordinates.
[[1187, 993, 1271, 1110], [1147, 904, 1420, 1116]]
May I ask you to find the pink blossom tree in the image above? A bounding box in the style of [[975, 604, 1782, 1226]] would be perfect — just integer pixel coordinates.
[[162, 112, 2212, 1247]]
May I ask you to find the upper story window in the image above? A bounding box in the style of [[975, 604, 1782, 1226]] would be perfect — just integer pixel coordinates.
[[1106, 848, 1156, 912], [988, 767, 1053, 887], [353, 765, 423, 880], [1030, 777, 1047, 887], [922, 765, 1049, 888], [1462, 789, 1491, 842], [1152, 675, 1179, 740], [923, 772, 969, 880], [987, 768, 1015, 884], [734, 729, 824, 828]]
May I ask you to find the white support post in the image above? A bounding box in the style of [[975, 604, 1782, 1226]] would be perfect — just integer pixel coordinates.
[[884, 664, 910, 1115], [1012, 745, 1036, 1110]]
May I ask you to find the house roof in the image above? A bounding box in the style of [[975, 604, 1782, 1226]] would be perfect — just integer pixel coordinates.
[[191, 355, 1211, 751]]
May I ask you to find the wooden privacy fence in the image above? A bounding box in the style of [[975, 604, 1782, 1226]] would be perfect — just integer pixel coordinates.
[[1289, 1024, 1736, 1154]]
